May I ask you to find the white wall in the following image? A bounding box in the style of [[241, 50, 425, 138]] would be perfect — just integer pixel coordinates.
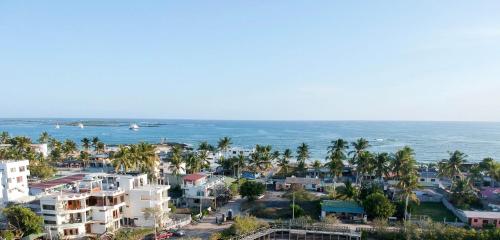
[[0, 160, 30, 204]]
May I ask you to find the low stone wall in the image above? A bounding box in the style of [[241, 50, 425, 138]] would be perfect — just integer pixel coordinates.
[[441, 198, 468, 223]]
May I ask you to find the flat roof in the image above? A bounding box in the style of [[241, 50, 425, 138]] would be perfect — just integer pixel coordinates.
[[462, 210, 500, 219], [29, 174, 86, 190], [183, 173, 206, 182]]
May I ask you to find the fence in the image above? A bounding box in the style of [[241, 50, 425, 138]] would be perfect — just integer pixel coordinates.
[[441, 198, 467, 223]]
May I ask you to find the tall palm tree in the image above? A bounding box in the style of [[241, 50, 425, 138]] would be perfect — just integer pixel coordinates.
[[0, 131, 10, 144], [112, 146, 132, 172], [217, 137, 232, 155], [438, 150, 467, 190], [326, 139, 349, 182], [348, 138, 370, 165], [393, 146, 419, 221], [38, 132, 51, 144], [296, 143, 310, 176], [81, 138, 91, 152], [185, 151, 200, 174], [479, 157, 500, 187], [197, 150, 211, 171], [356, 151, 374, 185], [168, 145, 185, 175], [91, 137, 100, 152], [348, 138, 370, 184], [249, 144, 272, 172], [312, 160, 322, 177], [373, 152, 391, 181], [136, 142, 159, 181], [62, 139, 77, 159], [277, 149, 292, 176], [96, 142, 105, 154], [79, 151, 90, 169], [232, 153, 246, 178], [198, 141, 214, 152]]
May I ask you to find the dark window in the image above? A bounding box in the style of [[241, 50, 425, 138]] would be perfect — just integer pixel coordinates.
[[474, 219, 478, 222], [43, 213, 56, 217], [420, 178, 425, 182], [42, 205, 56, 210], [44, 220, 56, 224], [430, 179, 436, 182]]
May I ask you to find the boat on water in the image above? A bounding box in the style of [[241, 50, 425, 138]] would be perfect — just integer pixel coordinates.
[[129, 123, 139, 130], [78, 123, 84, 129], [55, 124, 60, 129]]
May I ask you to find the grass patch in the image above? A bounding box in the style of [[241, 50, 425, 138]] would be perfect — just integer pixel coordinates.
[[411, 202, 457, 222]]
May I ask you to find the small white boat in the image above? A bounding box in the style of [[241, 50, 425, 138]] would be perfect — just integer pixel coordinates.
[[78, 123, 84, 129], [129, 123, 139, 130], [55, 124, 60, 129]]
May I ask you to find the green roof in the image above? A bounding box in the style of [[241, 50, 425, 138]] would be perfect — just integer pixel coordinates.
[[321, 200, 364, 214]]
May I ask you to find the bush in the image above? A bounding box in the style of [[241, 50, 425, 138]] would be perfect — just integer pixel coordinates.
[[283, 189, 319, 201], [362, 192, 395, 219], [290, 204, 305, 217], [239, 181, 265, 201]]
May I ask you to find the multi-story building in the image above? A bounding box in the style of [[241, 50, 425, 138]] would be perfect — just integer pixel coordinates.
[[0, 160, 30, 206], [180, 173, 226, 208], [39, 173, 170, 239]]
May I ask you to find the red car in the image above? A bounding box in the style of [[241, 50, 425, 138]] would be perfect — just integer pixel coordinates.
[[155, 231, 174, 240]]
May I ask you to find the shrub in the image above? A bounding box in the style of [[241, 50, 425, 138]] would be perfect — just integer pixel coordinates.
[[239, 181, 265, 201], [362, 192, 395, 219]]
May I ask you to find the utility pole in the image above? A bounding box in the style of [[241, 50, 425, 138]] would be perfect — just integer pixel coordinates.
[[292, 192, 295, 220]]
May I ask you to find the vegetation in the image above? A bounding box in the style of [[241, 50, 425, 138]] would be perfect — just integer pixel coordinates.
[[2, 205, 44, 238], [239, 181, 265, 201], [211, 216, 268, 240], [114, 228, 154, 240], [363, 192, 396, 219]]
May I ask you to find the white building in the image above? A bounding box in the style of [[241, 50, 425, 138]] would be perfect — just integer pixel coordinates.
[[181, 173, 226, 208], [0, 160, 30, 206], [39, 173, 171, 239]]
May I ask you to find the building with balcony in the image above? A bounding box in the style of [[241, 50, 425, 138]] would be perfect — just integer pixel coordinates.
[[39, 173, 170, 239], [0, 160, 30, 206], [180, 173, 226, 208]]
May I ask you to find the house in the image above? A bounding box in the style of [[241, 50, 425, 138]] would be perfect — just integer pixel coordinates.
[[180, 173, 227, 209], [463, 211, 500, 228], [39, 173, 171, 239], [0, 160, 30, 206], [241, 171, 259, 180], [29, 174, 86, 195], [418, 171, 440, 187], [278, 176, 321, 191], [321, 200, 365, 221]]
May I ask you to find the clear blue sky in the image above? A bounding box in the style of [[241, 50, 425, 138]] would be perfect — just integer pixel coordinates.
[[1, 1, 500, 121]]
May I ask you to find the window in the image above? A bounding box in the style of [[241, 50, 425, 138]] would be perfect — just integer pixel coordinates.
[[44, 220, 56, 224], [474, 219, 478, 222], [63, 228, 79, 236], [141, 195, 151, 200], [483, 219, 489, 224], [43, 213, 56, 217], [430, 179, 436, 182], [19, 166, 26, 172], [42, 205, 56, 210], [420, 178, 425, 182], [16, 176, 23, 183], [10, 167, 16, 172]]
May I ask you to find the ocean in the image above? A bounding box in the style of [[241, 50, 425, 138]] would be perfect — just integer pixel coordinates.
[[1, 119, 499, 163]]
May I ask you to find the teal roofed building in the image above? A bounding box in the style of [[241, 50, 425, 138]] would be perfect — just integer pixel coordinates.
[[321, 200, 366, 222]]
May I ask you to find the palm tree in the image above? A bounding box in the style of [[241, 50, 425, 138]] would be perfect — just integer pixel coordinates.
[[479, 157, 500, 187], [356, 151, 374, 185], [81, 138, 91, 152], [348, 138, 370, 185], [0, 131, 10, 144], [249, 144, 272, 172], [277, 149, 292, 176], [62, 139, 77, 159], [168, 145, 185, 175], [136, 142, 159, 181], [373, 152, 391, 181], [312, 160, 322, 177], [96, 142, 105, 154], [198, 141, 214, 152], [232, 153, 246, 178], [326, 139, 349, 183], [112, 146, 132, 172], [296, 143, 310, 176], [392, 146, 419, 221], [438, 150, 467, 190], [217, 137, 232, 155], [79, 151, 90, 169], [336, 181, 359, 200], [91, 137, 100, 152], [38, 132, 51, 144], [197, 150, 211, 171], [185, 151, 201, 173]]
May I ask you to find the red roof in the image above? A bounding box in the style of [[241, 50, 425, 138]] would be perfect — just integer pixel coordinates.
[[183, 173, 206, 182], [29, 174, 86, 190]]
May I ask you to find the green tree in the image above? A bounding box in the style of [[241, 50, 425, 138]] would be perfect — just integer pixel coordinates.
[[336, 181, 359, 200], [62, 139, 77, 158], [217, 136, 232, 154], [277, 149, 292, 176], [349, 138, 370, 184], [312, 160, 322, 177], [296, 143, 310, 175], [37, 132, 50, 144], [91, 136, 100, 151], [363, 192, 396, 219], [2, 205, 43, 238], [374, 152, 391, 181], [393, 146, 419, 221], [168, 145, 185, 175], [81, 137, 91, 152], [438, 150, 467, 190], [232, 152, 246, 178], [239, 181, 265, 201], [0, 131, 10, 144], [326, 139, 349, 183]]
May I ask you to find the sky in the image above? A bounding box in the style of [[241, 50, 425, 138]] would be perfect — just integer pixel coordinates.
[[1, 1, 500, 121]]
